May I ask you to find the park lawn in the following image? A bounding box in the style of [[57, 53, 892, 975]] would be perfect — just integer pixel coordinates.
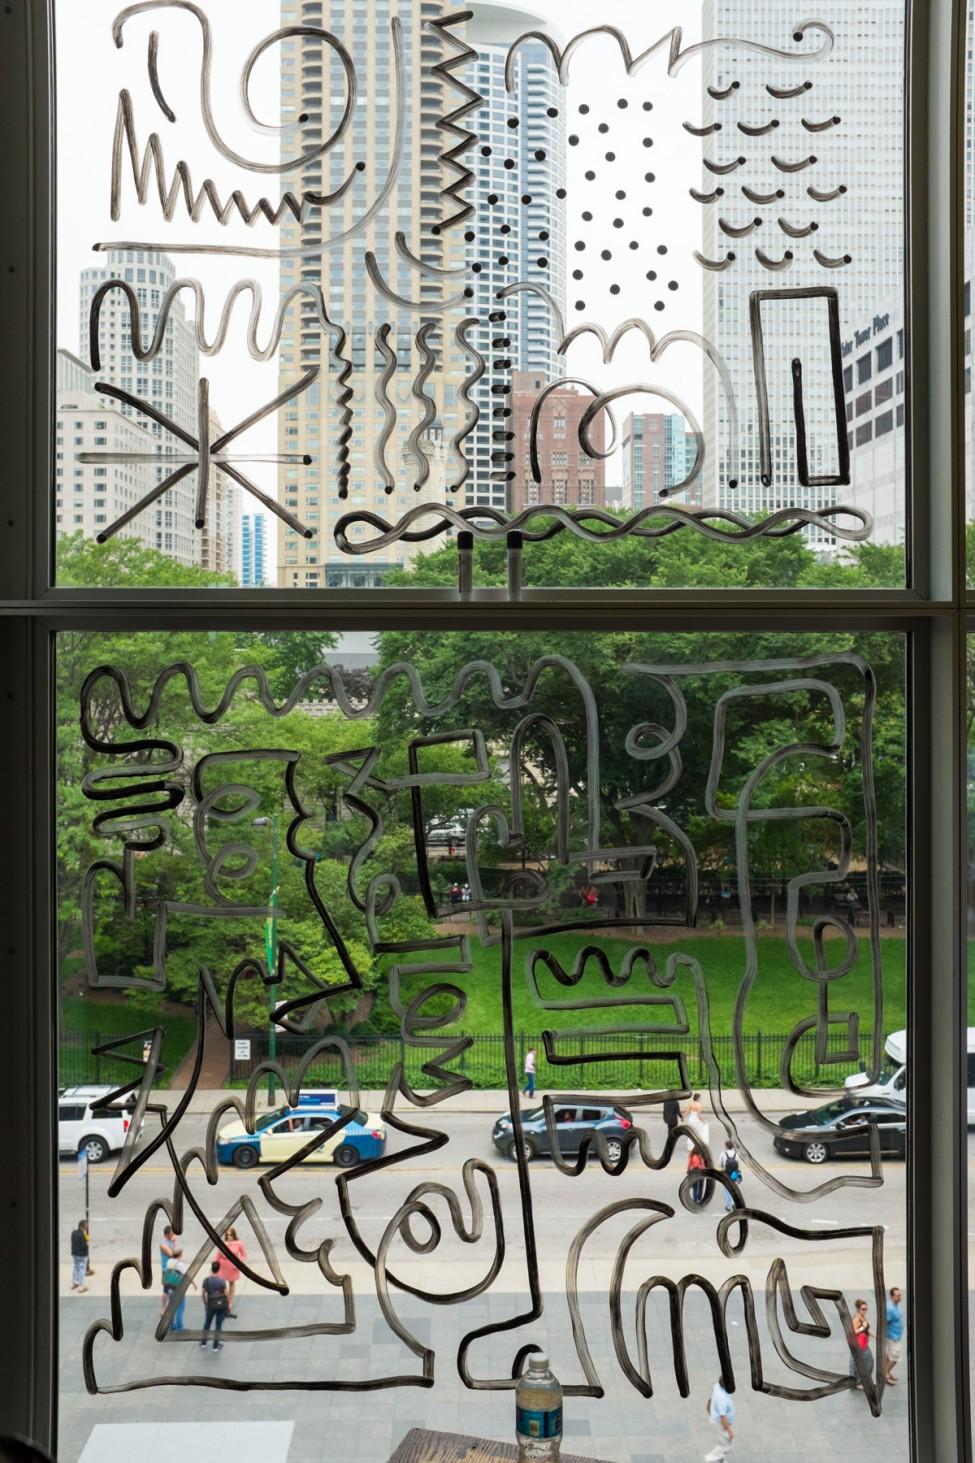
[[60, 996, 198, 1089], [395, 930, 910, 1041]]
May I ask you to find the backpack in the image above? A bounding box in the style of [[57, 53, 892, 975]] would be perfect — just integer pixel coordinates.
[[162, 1264, 183, 1289]]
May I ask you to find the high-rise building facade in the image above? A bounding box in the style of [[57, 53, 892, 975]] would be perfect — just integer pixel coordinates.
[[622, 414, 703, 511], [241, 514, 268, 588], [276, 0, 470, 590], [79, 249, 204, 566], [465, 7, 566, 511], [510, 371, 604, 510], [700, 1, 905, 552]]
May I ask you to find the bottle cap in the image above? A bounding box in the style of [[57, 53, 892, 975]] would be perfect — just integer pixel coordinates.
[[528, 1354, 548, 1370]]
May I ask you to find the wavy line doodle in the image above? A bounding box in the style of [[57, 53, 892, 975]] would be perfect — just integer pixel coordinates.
[[406, 322, 439, 492], [374, 325, 398, 496]]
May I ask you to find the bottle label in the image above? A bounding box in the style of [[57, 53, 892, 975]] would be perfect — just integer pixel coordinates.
[[516, 1405, 563, 1440]]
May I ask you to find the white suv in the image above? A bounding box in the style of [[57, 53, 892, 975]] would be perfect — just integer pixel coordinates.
[[58, 1085, 136, 1163]]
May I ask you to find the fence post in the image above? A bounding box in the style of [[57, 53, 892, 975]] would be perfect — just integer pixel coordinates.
[[95, 1033, 101, 1085], [518, 1030, 525, 1083], [757, 1030, 763, 1083]]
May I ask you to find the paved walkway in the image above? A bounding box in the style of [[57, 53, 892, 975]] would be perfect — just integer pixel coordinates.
[[59, 1292, 909, 1463]]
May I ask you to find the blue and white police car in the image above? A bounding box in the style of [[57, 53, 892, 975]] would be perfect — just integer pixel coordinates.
[[216, 1091, 386, 1169]]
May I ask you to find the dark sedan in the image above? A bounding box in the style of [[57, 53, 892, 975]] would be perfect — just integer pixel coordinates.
[[492, 1102, 634, 1163], [773, 1095, 906, 1164]]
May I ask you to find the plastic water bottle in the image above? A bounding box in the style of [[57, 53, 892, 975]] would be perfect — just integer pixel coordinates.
[[516, 1354, 563, 1460]]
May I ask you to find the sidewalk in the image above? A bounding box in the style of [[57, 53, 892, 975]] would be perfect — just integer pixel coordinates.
[[148, 1085, 816, 1116]]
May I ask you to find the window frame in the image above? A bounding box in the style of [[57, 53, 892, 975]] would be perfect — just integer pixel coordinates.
[[0, 1, 970, 1459]]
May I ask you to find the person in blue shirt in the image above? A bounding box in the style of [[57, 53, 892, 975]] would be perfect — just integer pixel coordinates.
[[704, 1377, 735, 1460], [885, 1285, 904, 1384]]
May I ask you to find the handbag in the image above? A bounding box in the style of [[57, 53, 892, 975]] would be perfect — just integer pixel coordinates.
[[162, 1265, 183, 1289]]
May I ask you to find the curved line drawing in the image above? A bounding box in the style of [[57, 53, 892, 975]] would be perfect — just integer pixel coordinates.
[[147, 29, 175, 121], [332, 502, 872, 555], [449, 317, 485, 493], [802, 114, 841, 131], [708, 81, 740, 99], [684, 121, 721, 136], [394, 230, 465, 278], [766, 79, 813, 98], [738, 119, 779, 135], [426, 11, 480, 233], [500, 281, 566, 353], [814, 249, 853, 267], [374, 325, 398, 496], [690, 186, 724, 203], [807, 183, 847, 201], [88, 278, 340, 367], [406, 323, 439, 492], [113, 3, 356, 173], [743, 185, 785, 203], [527, 379, 620, 486], [756, 248, 794, 270], [97, 18, 404, 259], [719, 217, 762, 237], [694, 251, 736, 270], [504, 21, 834, 89], [364, 251, 468, 312], [772, 154, 818, 172], [705, 155, 747, 174], [577, 386, 704, 497], [778, 218, 819, 237]]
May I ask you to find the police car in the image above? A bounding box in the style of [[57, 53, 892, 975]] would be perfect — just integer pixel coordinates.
[[216, 1091, 386, 1169]]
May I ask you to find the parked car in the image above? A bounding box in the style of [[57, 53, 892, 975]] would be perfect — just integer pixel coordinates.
[[773, 1095, 906, 1164], [58, 1084, 137, 1163], [216, 1096, 386, 1169], [492, 1102, 634, 1163], [844, 1029, 907, 1103]]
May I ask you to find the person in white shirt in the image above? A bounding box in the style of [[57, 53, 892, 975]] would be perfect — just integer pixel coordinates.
[[523, 1047, 536, 1098], [705, 1378, 736, 1459]]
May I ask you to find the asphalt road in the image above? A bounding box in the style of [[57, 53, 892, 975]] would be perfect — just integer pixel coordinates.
[[59, 1110, 911, 1297]]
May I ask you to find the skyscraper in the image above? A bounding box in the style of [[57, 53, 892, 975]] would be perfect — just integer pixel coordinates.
[[464, 6, 566, 511], [275, 0, 469, 590], [699, 1, 905, 551], [622, 413, 703, 510], [79, 249, 204, 567], [241, 514, 268, 588]]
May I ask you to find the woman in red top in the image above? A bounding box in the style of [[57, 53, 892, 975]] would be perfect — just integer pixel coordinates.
[[212, 1225, 248, 1317]]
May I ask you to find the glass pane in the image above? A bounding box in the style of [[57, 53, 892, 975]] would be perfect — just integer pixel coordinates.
[[57, 628, 908, 1460], [54, 0, 907, 592]]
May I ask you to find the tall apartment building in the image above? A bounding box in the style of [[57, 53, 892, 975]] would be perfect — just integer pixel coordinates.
[[276, 0, 469, 589], [55, 348, 160, 552], [465, 6, 566, 511], [197, 408, 239, 581], [510, 371, 605, 510], [241, 513, 268, 588], [700, 1, 905, 552], [622, 413, 702, 511], [79, 249, 204, 567]]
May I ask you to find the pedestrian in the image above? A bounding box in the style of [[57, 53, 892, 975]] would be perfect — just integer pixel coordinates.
[[212, 1226, 248, 1318], [579, 882, 598, 909], [687, 1146, 707, 1206], [848, 1298, 874, 1387], [449, 882, 461, 905], [461, 882, 471, 903], [69, 1218, 89, 1293], [162, 1248, 196, 1332], [717, 1139, 742, 1212], [159, 1223, 178, 1316], [523, 1046, 537, 1099], [662, 1095, 680, 1135], [684, 1092, 703, 1121], [704, 1376, 735, 1460], [200, 1260, 229, 1352], [885, 1286, 904, 1384]]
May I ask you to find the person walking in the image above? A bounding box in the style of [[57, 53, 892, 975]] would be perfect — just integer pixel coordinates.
[[704, 1377, 735, 1459], [200, 1260, 229, 1352], [162, 1248, 195, 1332], [662, 1096, 680, 1136], [212, 1226, 248, 1318], [159, 1223, 179, 1317], [69, 1219, 89, 1293], [717, 1139, 742, 1212], [523, 1047, 537, 1099], [848, 1298, 874, 1387], [687, 1146, 707, 1206], [885, 1286, 904, 1384]]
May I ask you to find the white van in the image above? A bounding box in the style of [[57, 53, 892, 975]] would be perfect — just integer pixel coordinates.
[[845, 1029, 975, 1124]]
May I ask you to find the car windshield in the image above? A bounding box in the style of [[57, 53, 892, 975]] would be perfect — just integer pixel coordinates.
[[521, 1109, 544, 1124]]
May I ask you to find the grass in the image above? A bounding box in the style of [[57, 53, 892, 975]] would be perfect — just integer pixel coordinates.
[[60, 996, 198, 1090]]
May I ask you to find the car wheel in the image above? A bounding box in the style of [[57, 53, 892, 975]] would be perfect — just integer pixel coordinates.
[[605, 1138, 623, 1163], [79, 1135, 109, 1164], [232, 1145, 258, 1168], [507, 1138, 535, 1162], [334, 1145, 360, 1168], [803, 1140, 829, 1164]]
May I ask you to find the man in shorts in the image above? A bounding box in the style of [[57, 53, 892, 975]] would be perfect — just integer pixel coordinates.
[[885, 1285, 904, 1383], [704, 1376, 735, 1459]]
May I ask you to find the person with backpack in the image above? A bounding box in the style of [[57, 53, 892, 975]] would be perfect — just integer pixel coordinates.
[[200, 1260, 229, 1352], [161, 1248, 195, 1332], [717, 1139, 742, 1212]]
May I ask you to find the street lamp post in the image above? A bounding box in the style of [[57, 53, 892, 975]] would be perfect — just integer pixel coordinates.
[[253, 813, 280, 1104]]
